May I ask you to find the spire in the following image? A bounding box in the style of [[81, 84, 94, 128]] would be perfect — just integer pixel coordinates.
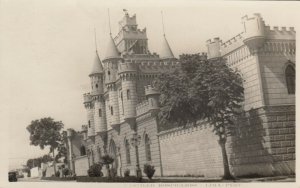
[[160, 11, 175, 60], [90, 28, 103, 76], [90, 51, 104, 76], [103, 9, 120, 61], [103, 35, 120, 61], [160, 35, 175, 59]]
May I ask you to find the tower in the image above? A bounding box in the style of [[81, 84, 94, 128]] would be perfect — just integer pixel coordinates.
[[103, 35, 122, 129], [90, 50, 107, 134], [114, 12, 148, 54]]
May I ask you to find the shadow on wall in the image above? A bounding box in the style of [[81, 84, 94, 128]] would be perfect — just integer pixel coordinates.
[[228, 107, 295, 177]]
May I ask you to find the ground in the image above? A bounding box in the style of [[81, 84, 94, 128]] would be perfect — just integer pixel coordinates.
[[15, 175, 295, 182]]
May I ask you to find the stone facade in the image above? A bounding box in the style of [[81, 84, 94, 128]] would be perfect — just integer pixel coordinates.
[[66, 12, 295, 178]]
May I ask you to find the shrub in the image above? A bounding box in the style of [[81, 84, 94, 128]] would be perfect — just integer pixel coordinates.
[[55, 171, 60, 177], [124, 169, 130, 177], [143, 164, 155, 180], [87, 163, 103, 177], [62, 168, 70, 177]]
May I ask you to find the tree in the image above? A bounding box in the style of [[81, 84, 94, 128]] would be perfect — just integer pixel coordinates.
[[26, 117, 64, 174], [155, 54, 244, 179], [99, 155, 114, 178]]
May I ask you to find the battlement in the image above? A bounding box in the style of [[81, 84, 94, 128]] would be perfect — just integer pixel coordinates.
[[83, 93, 92, 103], [136, 100, 150, 116], [145, 85, 160, 96], [118, 61, 137, 74], [121, 53, 160, 60], [119, 13, 137, 29], [206, 13, 296, 57]]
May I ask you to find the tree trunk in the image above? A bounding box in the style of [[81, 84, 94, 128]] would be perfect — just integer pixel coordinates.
[[219, 139, 234, 180], [52, 150, 57, 175]]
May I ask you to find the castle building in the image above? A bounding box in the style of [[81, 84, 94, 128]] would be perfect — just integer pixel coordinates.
[[66, 12, 295, 178]]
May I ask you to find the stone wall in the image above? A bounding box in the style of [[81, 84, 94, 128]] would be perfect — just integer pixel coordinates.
[[158, 124, 223, 178], [74, 156, 89, 176], [227, 105, 295, 176]]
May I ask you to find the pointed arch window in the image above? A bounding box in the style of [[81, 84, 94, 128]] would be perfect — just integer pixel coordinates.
[[80, 145, 86, 156], [125, 139, 131, 164], [145, 134, 151, 161], [286, 65, 295, 94]]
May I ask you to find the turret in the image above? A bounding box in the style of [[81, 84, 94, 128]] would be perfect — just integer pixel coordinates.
[[81, 125, 88, 140], [89, 51, 104, 95], [83, 93, 95, 138], [118, 61, 138, 121], [145, 85, 160, 111], [114, 11, 148, 54], [206, 37, 222, 59], [103, 35, 122, 129], [242, 13, 266, 52]]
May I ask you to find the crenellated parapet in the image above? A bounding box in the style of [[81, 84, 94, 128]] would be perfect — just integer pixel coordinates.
[[206, 37, 222, 59], [138, 60, 180, 74], [118, 61, 137, 76], [83, 93, 93, 109], [136, 100, 150, 116], [207, 13, 296, 58]]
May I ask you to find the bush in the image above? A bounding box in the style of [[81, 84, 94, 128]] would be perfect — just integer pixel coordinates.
[[143, 164, 155, 180], [124, 169, 130, 177], [76, 176, 141, 182], [55, 171, 60, 177], [87, 163, 103, 177], [62, 168, 70, 177]]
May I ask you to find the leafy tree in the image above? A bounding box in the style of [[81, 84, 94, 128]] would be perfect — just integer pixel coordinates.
[[26, 117, 64, 174], [55, 131, 68, 164], [155, 54, 244, 179], [99, 155, 114, 178]]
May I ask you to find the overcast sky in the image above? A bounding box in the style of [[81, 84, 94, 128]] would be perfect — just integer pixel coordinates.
[[1, 0, 299, 170]]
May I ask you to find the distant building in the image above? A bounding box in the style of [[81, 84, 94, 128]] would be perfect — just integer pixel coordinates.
[[66, 12, 295, 178]]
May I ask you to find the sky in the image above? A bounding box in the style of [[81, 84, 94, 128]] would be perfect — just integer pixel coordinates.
[[0, 0, 299, 171]]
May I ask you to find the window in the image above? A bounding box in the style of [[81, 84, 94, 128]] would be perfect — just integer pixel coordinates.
[[108, 70, 111, 80], [127, 89, 131, 100], [96, 84, 98, 88], [111, 106, 114, 115], [98, 109, 102, 117], [125, 139, 131, 164], [88, 120, 91, 128], [145, 134, 151, 161], [91, 150, 94, 165], [80, 145, 86, 156], [286, 65, 295, 94]]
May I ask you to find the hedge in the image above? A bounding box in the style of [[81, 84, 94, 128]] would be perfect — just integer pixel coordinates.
[[41, 177, 76, 181], [76, 176, 142, 182]]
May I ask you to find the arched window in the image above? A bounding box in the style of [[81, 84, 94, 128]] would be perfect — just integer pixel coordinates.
[[127, 89, 131, 100], [80, 145, 86, 156], [125, 139, 131, 164], [145, 134, 151, 161], [108, 70, 111, 80], [286, 65, 295, 94]]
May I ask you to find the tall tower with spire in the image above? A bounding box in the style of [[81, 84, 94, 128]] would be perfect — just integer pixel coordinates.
[[81, 10, 178, 177]]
